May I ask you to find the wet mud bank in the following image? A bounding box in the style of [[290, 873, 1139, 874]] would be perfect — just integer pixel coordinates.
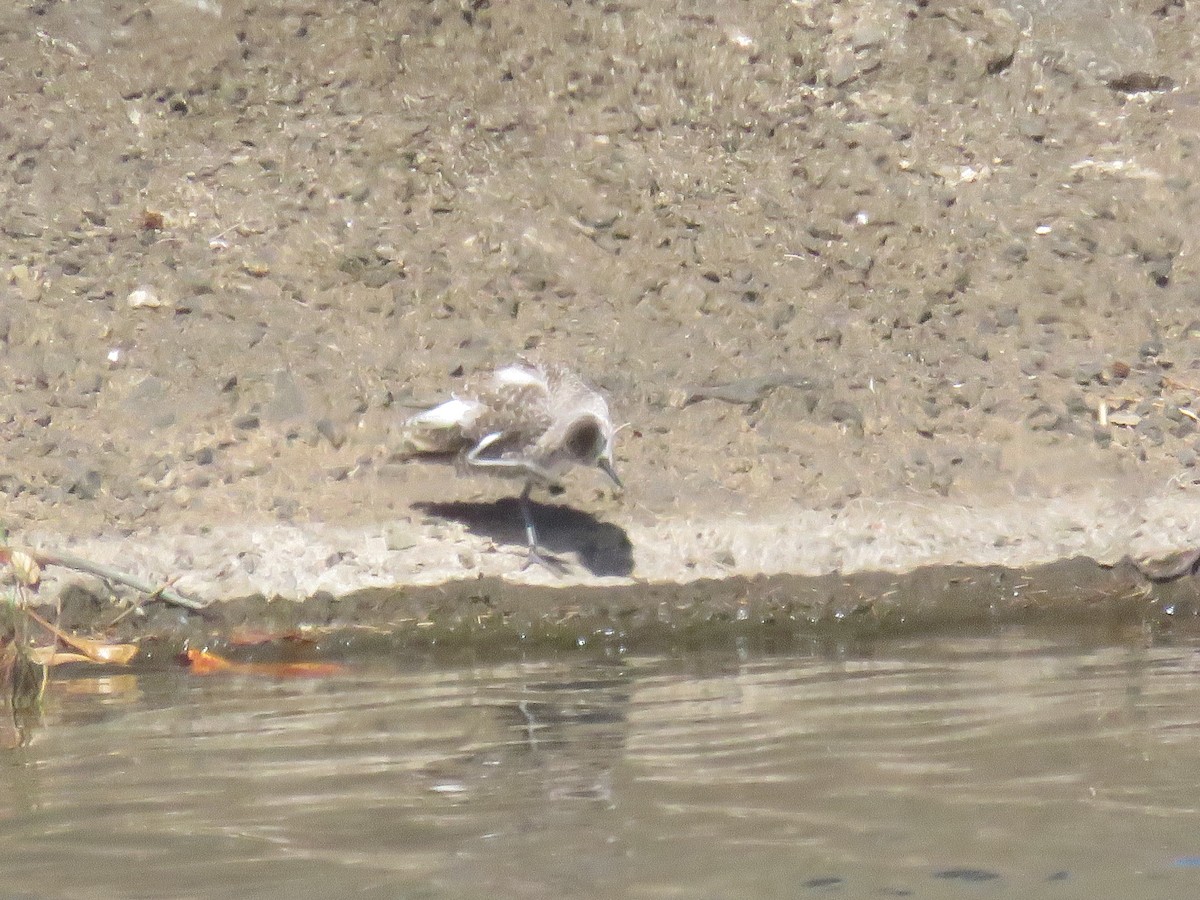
[[24, 486, 1200, 650], [41, 551, 1200, 656]]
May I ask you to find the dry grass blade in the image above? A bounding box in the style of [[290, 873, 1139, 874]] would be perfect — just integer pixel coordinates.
[[27, 549, 207, 612], [25, 649, 99, 667], [24, 609, 138, 665]]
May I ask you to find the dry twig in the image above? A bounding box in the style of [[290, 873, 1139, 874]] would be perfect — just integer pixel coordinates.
[[27, 549, 208, 612]]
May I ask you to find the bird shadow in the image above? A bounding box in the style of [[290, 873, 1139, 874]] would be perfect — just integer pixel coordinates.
[[413, 497, 635, 577]]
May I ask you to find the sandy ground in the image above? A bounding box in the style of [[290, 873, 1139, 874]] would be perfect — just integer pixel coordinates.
[[5, 0, 1200, 626]]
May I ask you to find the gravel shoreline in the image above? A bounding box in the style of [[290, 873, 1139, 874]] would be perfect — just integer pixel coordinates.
[[21, 486, 1200, 641]]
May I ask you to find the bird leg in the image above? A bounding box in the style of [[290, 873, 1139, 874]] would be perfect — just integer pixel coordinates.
[[518, 481, 538, 550], [518, 481, 568, 573], [465, 437, 567, 571]]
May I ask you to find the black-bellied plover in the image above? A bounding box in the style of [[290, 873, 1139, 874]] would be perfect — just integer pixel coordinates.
[[398, 360, 622, 567]]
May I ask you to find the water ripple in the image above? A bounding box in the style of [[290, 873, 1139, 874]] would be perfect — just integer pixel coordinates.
[[1, 634, 1199, 897]]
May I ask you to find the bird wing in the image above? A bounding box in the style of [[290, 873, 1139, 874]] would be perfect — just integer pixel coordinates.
[[397, 397, 484, 455], [467, 380, 553, 451], [398, 362, 560, 466]]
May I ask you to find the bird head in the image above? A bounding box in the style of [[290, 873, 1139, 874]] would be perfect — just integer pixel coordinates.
[[565, 416, 622, 490]]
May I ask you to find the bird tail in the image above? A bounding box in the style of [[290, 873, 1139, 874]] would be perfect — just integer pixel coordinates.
[[396, 398, 480, 457]]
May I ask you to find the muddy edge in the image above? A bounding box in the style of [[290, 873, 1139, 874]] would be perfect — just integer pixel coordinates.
[[42, 556, 1200, 654]]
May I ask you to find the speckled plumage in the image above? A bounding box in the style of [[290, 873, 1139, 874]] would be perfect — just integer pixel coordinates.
[[399, 360, 618, 486], [398, 360, 621, 567]]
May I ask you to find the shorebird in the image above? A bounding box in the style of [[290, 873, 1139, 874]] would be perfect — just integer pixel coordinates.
[[398, 360, 622, 567]]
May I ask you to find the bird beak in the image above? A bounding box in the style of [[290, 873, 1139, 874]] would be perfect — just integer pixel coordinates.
[[598, 457, 623, 490]]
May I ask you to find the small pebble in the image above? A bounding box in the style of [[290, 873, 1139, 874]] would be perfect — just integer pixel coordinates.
[[126, 285, 162, 309], [316, 417, 347, 449], [1106, 411, 1141, 427]]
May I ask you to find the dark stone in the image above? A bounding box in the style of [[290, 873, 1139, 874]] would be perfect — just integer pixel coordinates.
[[1027, 404, 1066, 432], [1172, 420, 1196, 439], [1148, 257, 1172, 287], [934, 868, 1000, 882], [802, 875, 844, 889], [1135, 422, 1164, 446], [65, 466, 102, 500], [1074, 361, 1104, 384], [825, 400, 863, 428], [316, 417, 347, 449], [1139, 340, 1163, 359]]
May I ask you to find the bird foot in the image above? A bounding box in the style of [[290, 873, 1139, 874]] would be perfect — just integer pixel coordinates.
[[521, 546, 571, 574]]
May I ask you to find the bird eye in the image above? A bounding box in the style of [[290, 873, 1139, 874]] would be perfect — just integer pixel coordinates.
[[566, 420, 603, 459]]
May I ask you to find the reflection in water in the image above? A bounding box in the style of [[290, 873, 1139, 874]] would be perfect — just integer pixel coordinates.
[[1, 631, 1200, 897]]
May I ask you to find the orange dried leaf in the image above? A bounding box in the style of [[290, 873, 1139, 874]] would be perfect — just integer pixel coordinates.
[[251, 661, 346, 678], [180, 648, 234, 674], [180, 648, 345, 679]]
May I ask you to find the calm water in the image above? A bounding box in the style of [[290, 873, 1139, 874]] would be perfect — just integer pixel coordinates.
[[2, 628, 1200, 899]]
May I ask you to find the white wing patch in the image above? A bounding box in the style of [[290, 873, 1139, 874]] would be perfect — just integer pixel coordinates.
[[410, 398, 481, 429], [492, 365, 545, 389]]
